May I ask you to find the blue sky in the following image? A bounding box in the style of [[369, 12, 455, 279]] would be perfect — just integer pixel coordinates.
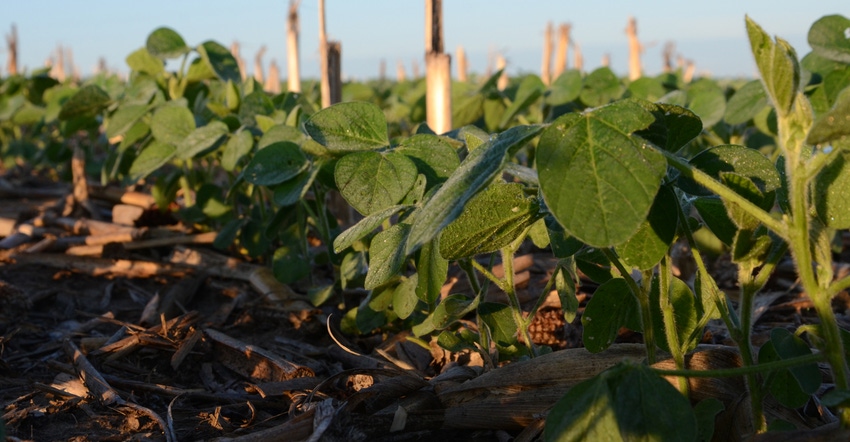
[[4, 1, 848, 80]]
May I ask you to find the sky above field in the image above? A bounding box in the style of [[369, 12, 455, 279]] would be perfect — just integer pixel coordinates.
[[4, 1, 849, 80]]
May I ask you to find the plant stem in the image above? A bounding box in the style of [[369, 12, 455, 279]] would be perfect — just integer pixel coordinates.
[[662, 152, 787, 238], [501, 245, 537, 356], [737, 264, 766, 433], [657, 255, 690, 396], [601, 248, 656, 364], [469, 259, 508, 293], [459, 259, 483, 296], [652, 352, 825, 378]]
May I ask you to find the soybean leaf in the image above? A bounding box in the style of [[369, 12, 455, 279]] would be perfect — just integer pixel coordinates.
[[634, 101, 702, 153], [544, 368, 623, 442], [581, 278, 641, 353], [807, 86, 850, 145], [412, 293, 480, 336], [693, 197, 738, 246], [694, 399, 725, 442], [627, 77, 666, 101], [405, 125, 543, 255], [724, 80, 769, 125], [580, 67, 625, 107], [546, 215, 583, 258], [239, 91, 275, 126], [650, 275, 700, 353], [126, 47, 164, 75], [499, 74, 545, 129], [616, 185, 679, 270], [557, 259, 579, 323], [146, 27, 189, 59], [259, 124, 306, 149], [107, 104, 148, 139], [272, 166, 320, 207], [686, 79, 726, 128], [546, 69, 582, 105], [480, 302, 528, 359], [128, 141, 176, 182], [393, 275, 419, 320], [808, 14, 850, 64], [678, 144, 781, 199], [150, 104, 195, 146], [415, 238, 448, 305], [198, 41, 241, 83], [612, 364, 699, 442], [333, 204, 412, 253], [439, 183, 541, 260], [221, 130, 254, 171], [335, 151, 418, 216], [394, 134, 460, 188], [758, 335, 815, 409], [814, 150, 850, 229], [304, 102, 389, 152], [365, 224, 411, 290], [176, 120, 228, 159], [746, 16, 800, 117], [242, 141, 308, 186], [538, 100, 665, 247], [58, 85, 111, 120]]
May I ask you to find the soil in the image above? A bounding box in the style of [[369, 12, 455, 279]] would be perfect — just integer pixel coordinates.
[[1, 172, 850, 442]]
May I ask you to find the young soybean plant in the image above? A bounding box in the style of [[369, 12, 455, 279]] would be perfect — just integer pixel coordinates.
[[543, 14, 850, 441]]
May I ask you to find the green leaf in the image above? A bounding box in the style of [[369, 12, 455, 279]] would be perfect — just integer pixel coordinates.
[[556, 259, 579, 323], [150, 104, 195, 146], [479, 302, 528, 359], [693, 197, 738, 246], [221, 130, 254, 171], [758, 335, 815, 409], [546, 216, 583, 258], [146, 27, 189, 59], [239, 91, 275, 126], [580, 67, 625, 107], [807, 86, 850, 145], [335, 151, 418, 216], [650, 275, 700, 353], [686, 79, 726, 128], [724, 80, 768, 125], [544, 369, 623, 442], [611, 364, 699, 442], [128, 141, 176, 182], [538, 100, 665, 247], [627, 77, 667, 101], [545, 363, 698, 442], [393, 275, 419, 320], [304, 102, 389, 152], [814, 149, 850, 229], [746, 16, 800, 117], [405, 125, 543, 254], [394, 134, 460, 188], [242, 141, 308, 186], [272, 166, 320, 207], [107, 104, 149, 139], [415, 238, 448, 305], [808, 15, 850, 64], [58, 85, 111, 120], [333, 204, 412, 253], [581, 278, 641, 353], [412, 293, 480, 336], [259, 124, 306, 149], [616, 186, 679, 270], [176, 121, 228, 159], [365, 224, 411, 290], [126, 47, 164, 75], [634, 101, 703, 153], [198, 41, 242, 83], [546, 70, 582, 105], [678, 144, 781, 199], [500, 75, 545, 129], [694, 399, 724, 442], [439, 182, 541, 260]]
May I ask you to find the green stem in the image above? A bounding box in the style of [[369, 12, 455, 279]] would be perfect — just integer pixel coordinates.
[[653, 352, 825, 378], [501, 245, 537, 356], [459, 259, 483, 296], [470, 259, 508, 293], [827, 274, 850, 300], [658, 255, 689, 396], [601, 248, 656, 364], [737, 264, 767, 432], [663, 152, 787, 238]]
